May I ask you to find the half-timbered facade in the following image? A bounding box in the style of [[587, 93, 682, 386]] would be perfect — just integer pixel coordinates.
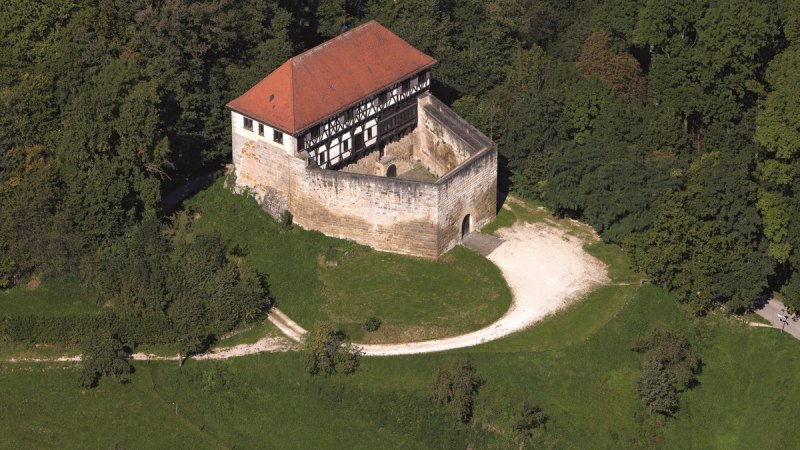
[[225, 21, 498, 258], [298, 69, 430, 169], [227, 20, 436, 169]]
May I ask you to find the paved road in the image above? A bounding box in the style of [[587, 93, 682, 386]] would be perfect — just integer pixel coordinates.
[[756, 299, 800, 341]]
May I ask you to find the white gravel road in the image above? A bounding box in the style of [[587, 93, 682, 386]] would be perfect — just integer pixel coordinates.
[[355, 222, 609, 355], [3, 221, 608, 362]]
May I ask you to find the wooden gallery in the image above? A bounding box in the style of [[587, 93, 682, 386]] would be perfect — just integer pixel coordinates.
[[226, 21, 497, 258]]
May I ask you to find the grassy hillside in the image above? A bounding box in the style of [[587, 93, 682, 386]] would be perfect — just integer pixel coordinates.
[[2, 183, 798, 449], [184, 178, 511, 341], [2, 281, 797, 449]]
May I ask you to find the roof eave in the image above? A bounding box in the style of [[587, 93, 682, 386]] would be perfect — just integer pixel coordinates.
[[224, 103, 297, 135]]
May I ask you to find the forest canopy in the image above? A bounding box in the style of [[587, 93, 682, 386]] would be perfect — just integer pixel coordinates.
[[1, 0, 799, 314]]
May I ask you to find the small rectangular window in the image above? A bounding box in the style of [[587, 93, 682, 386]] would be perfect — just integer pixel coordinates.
[[402, 79, 410, 94], [243, 117, 253, 131], [367, 127, 373, 140], [319, 152, 326, 165], [380, 91, 389, 105], [343, 139, 350, 152], [311, 125, 320, 140], [273, 130, 283, 144], [354, 133, 364, 150], [372, 96, 380, 108], [258, 123, 264, 136], [344, 109, 353, 122]]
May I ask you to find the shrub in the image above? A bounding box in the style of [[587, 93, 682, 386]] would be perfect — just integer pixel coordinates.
[[362, 316, 382, 332], [301, 322, 361, 375], [633, 326, 701, 417], [514, 401, 548, 438], [432, 360, 483, 423], [280, 210, 293, 230], [637, 356, 678, 416], [633, 326, 702, 390], [78, 331, 133, 388]]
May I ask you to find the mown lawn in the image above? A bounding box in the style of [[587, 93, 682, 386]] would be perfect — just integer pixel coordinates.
[[0, 277, 100, 317], [3, 186, 798, 449], [185, 178, 511, 340], [319, 246, 511, 342], [2, 277, 797, 449]]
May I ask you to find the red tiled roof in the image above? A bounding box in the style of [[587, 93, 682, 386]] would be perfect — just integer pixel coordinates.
[[226, 21, 436, 135]]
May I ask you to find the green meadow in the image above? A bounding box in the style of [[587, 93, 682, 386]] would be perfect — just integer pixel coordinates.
[[1, 182, 798, 449]]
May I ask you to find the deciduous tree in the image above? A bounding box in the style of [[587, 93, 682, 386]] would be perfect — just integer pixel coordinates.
[[301, 322, 361, 375]]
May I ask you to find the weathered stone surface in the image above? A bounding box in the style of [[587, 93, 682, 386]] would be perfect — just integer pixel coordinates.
[[231, 93, 497, 258]]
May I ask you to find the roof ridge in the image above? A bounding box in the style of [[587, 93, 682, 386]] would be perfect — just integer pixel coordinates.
[[290, 20, 377, 63], [226, 20, 436, 134]]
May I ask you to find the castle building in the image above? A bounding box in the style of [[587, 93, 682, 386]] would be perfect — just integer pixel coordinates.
[[226, 21, 497, 258]]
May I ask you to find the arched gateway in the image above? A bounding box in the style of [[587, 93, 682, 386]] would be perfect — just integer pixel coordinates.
[[461, 214, 471, 239]]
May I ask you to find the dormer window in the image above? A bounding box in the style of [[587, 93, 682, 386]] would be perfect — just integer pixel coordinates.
[[273, 130, 283, 144], [243, 117, 253, 131]]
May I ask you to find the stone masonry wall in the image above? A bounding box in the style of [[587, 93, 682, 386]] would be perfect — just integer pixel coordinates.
[[289, 168, 440, 258], [232, 131, 291, 218], [231, 93, 496, 258], [414, 95, 478, 176], [435, 147, 498, 255]]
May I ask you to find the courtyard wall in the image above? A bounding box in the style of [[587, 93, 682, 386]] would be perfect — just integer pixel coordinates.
[[231, 94, 497, 258]]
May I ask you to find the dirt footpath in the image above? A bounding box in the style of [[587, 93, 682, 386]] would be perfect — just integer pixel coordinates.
[[358, 222, 609, 356]]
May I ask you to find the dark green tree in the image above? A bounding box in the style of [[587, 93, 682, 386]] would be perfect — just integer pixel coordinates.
[[301, 322, 361, 375], [545, 98, 688, 242], [627, 148, 773, 312], [78, 332, 133, 388], [637, 356, 678, 417], [754, 9, 800, 310], [432, 360, 483, 423]]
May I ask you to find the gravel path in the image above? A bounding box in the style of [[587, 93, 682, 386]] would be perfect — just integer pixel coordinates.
[[3, 221, 608, 362], [356, 222, 608, 355], [264, 221, 609, 356]]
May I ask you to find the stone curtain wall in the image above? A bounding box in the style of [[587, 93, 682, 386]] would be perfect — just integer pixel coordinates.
[[415, 94, 490, 176], [231, 93, 497, 258], [435, 147, 498, 255], [290, 169, 441, 258]]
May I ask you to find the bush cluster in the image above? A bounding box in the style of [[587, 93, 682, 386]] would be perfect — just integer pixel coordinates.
[[0, 312, 172, 347]]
